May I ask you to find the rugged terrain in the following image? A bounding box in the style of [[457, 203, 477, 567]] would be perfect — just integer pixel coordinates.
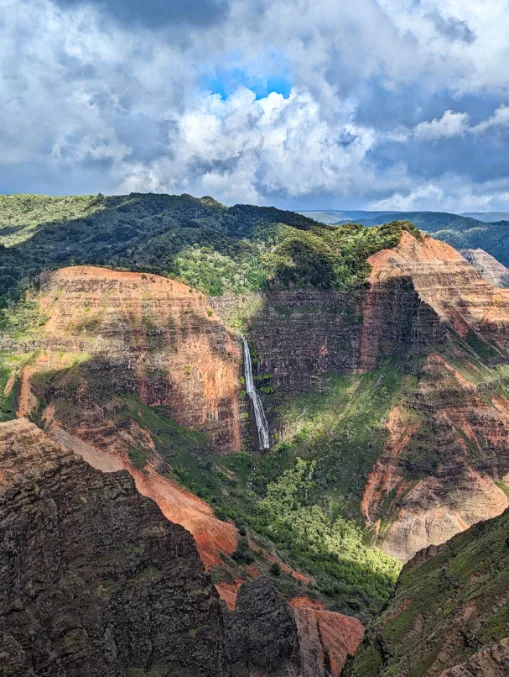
[[348, 508, 509, 676], [461, 248, 509, 288], [0, 418, 363, 676], [0, 418, 229, 676], [2, 193, 509, 671]]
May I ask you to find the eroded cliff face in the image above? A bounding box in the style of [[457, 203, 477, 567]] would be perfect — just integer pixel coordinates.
[[35, 266, 243, 450], [358, 234, 509, 560], [213, 233, 509, 562], [11, 266, 242, 572], [290, 598, 365, 677], [462, 248, 509, 289], [8, 232, 509, 591], [348, 509, 509, 677], [0, 418, 229, 676]]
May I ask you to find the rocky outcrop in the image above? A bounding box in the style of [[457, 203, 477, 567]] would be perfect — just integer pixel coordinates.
[[226, 577, 302, 676], [0, 418, 229, 676], [440, 638, 509, 676], [291, 598, 364, 677], [348, 508, 509, 676], [225, 579, 364, 677], [366, 232, 509, 352], [462, 249, 509, 288], [34, 266, 244, 451], [0, 419, 366, 677]]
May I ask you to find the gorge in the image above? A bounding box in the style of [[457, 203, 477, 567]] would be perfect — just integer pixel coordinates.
[[0, 193, 508, 675]]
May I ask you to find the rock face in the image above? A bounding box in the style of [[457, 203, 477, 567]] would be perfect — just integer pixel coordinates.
[[9, 233, 509, 571], [226, 577, 302, 676], [0, 418, 229, 676], [0, 419, 364, 677], [12, 266, 242, 572], [348, 508, 509, 676], [462, 248, 509, 288], [291, 598, 365, 677], [226, 579, 364, 677], [34, 266, 243, 451]]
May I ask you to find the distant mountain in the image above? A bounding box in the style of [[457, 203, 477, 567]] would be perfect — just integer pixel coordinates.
[[340, 211, 485, 232], [433, 220, 509, 268], [303, 209, 509, 267], [302, 209, 485, 230], [299, 210, 389, 225], [462, 211, 509, 222]]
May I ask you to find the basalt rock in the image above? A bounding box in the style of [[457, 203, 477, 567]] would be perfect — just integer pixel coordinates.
[[0, 418, 229, 676], [225, 579, 364, 677], [461, 249, 509, 289], [348, 508, 509, 676], [0, 422, 361, 677]]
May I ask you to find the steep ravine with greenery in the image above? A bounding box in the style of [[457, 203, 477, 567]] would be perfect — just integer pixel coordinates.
[[2, 193, 509, 666], [348, 508, 509, 676]]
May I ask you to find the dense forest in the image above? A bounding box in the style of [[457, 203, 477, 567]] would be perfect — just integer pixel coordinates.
[[0, 192, 420, 306]]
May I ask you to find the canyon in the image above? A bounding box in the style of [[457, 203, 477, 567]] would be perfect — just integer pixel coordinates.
[[0, 418, 363, 677], [5, 230, 509, 569], [1, 195, 509, 673]]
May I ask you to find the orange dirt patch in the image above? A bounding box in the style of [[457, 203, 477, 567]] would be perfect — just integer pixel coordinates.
[[215, 581, 244, 611], [293, 605, 365, 676], [290, 596, 325, 610], [130, 468, 238, 569]]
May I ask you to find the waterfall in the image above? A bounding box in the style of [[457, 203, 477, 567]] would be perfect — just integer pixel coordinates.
[[241, 336, 270, 450]]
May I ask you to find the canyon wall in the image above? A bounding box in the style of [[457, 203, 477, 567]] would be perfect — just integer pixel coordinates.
[[35, 266, 244, 451], [0, 418, 229, 676], [348, 508, 509, 676], [9, 233, 509, 567], [0, 419, 363, 677], [462, 248, 509, 288]]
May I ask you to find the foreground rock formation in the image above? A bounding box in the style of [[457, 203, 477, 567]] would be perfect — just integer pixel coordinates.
[[0, 418, 229, 676], [348, 508, 509, 676], [0, 419, 363, 676]]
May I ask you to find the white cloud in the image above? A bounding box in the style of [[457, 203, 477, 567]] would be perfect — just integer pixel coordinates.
[[118, 87, 383, 204], [3, 0, 509, 209], [414, 110, 470, 140], [472, 105, 509, 134]]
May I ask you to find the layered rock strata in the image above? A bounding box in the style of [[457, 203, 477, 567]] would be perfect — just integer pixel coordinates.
[[462, 248, 509, 288], [0, 419, 229, 676], [348, 508, 509, 676]]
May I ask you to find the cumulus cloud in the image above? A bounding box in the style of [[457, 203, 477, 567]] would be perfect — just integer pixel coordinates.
[[2, 0, 509, 210], [414, 111, 470, 140]]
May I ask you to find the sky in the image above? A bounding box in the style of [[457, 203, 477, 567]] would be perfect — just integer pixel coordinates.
[[2, 0, 509, 212]]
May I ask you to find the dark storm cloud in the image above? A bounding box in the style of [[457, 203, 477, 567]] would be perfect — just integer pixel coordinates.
[[54, 0, 230, 28], [428, 11, 476, 44]]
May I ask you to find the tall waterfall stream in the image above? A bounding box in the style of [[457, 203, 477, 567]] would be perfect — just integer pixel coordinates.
[[241, 336, 270, 450]]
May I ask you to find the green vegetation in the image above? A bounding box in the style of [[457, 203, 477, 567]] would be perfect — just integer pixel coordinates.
[[0, 193, 418, 308], [349, 508, 509, 676], [274, 362, 417, 517], [115, 391, 401, 618], [256, 459, 399, 613]]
